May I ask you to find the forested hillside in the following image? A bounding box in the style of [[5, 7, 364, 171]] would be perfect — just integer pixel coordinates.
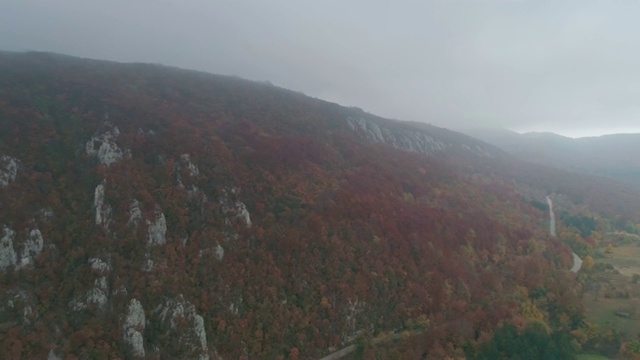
[[0, 52, 619, 359]]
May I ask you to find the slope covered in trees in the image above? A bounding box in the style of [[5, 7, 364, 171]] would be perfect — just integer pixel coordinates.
[[0, 52, 621, 358]]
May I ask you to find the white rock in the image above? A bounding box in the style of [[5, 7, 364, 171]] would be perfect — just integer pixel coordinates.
[[347, 117, 447, 155], [228, 301, 240, 315], [235, 202, 252, 227], [97, 140, 124, 166], [69, 298, 85, 311], [123, 298, 146, 358], [39, 208, 54, 220], [194, 314, 208, 352], [142, 257, 154, 272], [89, 258, 111, 274], [177, 154, 200, 190], [214, 243, 224, 261], [86, 277, 109, 309], [23, 305, 32, 324], [94, 180, 111, 228], [0, 156, 18, 186], [220, 189, 252, 228], [88, 289, 108, 309], [19, 229, 44, 268], [47, 349, 62, 360], [69, 276, 109, 311], [95, 276, 108, 290], [116, 285, 128, 295], [147, 209, 167, 246], [188, 185, 200, 199], [0, 226, 17, 271], [86, 127, 126, 166], [180, 154, 200, 176], [127, 331, 145, 358], [156, 296, 209, 359], [128, 199, 143, 226], [124, 299, 146, 329]]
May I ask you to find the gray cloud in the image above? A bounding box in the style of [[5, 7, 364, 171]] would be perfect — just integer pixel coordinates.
[[2, 0, 640, 137]]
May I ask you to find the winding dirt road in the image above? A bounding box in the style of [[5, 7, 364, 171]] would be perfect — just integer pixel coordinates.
[[546, 196, 582, 273]]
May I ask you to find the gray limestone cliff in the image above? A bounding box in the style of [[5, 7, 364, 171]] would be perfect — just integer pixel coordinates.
[[123, 298, 146, 358], [0, 156, 19, 186]]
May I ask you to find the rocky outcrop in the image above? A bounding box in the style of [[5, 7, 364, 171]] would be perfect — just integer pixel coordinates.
[[221, 188, 252, 228], [347, 117, 447, 155], [0, 226, 17, 271], [70, 277, 109, 311], [128, 199, 143, 226], [180, 153, 200, 177], [214, 243, 225, 261], [94, 180, 111, 229], [147, 208, 167, 245], [18, 229, 44, 268], [177, 153, 204, 201], [69, 258, 111, 311], [1, 289, 34, 328], [88, 257, 111, 274], [123, 298, 146, 358], [0, 155, 19, 186], [341, 298, 366, 344], [47, 350, 62, 360], [154, 296, 211, 360], [86, 125, 127, 166]]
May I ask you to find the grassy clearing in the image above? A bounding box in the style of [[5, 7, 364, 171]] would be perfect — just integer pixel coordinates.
[[583, 245, 640, 337], [603, 246, 640, 277], [576, 354, 611, 360]]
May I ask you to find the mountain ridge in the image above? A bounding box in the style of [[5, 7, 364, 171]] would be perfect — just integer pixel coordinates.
[[464, 127, 640, 188], [0, 51, 630, 358]]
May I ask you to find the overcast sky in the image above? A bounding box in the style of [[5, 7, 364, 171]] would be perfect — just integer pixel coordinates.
[[2, 0, 640, 137]]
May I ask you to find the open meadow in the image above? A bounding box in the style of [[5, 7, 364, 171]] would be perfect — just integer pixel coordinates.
[[583, 245, 640, 337]]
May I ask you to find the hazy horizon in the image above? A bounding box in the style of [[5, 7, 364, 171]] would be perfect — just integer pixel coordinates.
[[3, 1, 640, 138], [509, 126, 640, 139]]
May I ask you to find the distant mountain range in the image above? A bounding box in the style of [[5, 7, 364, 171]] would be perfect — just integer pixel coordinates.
[[465, 128, 640, 188]]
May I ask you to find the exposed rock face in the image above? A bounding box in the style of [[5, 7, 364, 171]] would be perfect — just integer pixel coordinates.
[[180, 153, 200, 177], [38, 208, 54, 221], [2, 289, 30, 323], [70, 278, 109, 311], [234, 202, 252, 228], [0, 155, 19, 186], [69, 258, 110, 311], [221, 188, 252, 228], [85, 126, 126, 166], [123, 298, 146, 358], [94, 180, 111, 229], [155, 296, 210, 360], [342, 298, 366, 344], [141, 255, 154, 272], [128, 199, 143, 226], [177, 154, 203, 201], [214, 243, 225, 261], [19, 229, 44, 268], [47, 350, 62, 360], [86, 277, 109, 309], [347, 117, 447, 155], [147, 208, 167, 245], [89, 257, 111, 274], [0, 226, 17, 271]]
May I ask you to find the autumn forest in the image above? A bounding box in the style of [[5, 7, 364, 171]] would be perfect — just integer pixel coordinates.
[[1, 52, 640, 359]]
